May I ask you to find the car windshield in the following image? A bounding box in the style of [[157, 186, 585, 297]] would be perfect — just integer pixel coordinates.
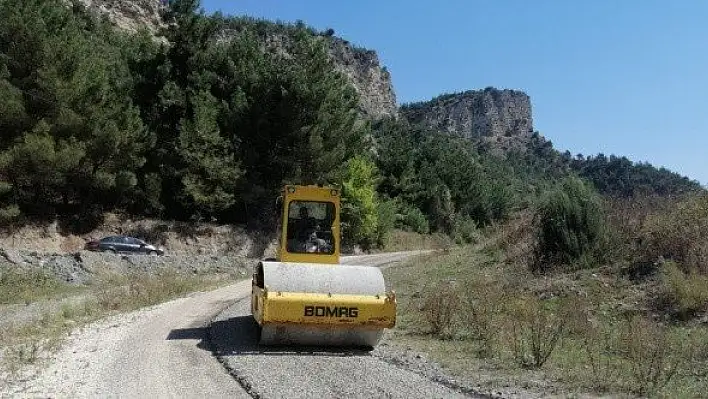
[[286, 200, 335, 254]]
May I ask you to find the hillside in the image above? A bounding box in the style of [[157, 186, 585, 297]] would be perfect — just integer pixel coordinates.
[[78, 0, 397, 119], [399, 89, 703, 198], [77, 0, 166, 34]]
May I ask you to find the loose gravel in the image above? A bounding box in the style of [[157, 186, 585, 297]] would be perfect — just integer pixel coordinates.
[[210, 296, 479, 399]]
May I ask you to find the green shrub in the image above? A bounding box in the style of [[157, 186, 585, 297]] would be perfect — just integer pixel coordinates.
[[453, 215, 479, 244], [401, 206, 429, 234], [375, 198, 397, 247], [658, 260, 708, 320], [0, 204, 21, 227], [637, 193, 708, 273], [534, 176, 605, 272]]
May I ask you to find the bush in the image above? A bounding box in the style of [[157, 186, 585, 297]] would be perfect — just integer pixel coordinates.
[[534, 176, 605, 272], [658, 260, 708, 320], [422, 281, 461, 338], [637, 193, 708, 273], [0, 204, 22, 227], [452, 215, 479, 244], [619, 316, 682, 396], [401, 206, 429, 234], [462, 283, 504, 358], [504, 295, 566, 369]]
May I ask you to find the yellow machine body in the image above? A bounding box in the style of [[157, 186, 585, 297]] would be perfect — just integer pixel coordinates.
[[250, 184, 397, 348]]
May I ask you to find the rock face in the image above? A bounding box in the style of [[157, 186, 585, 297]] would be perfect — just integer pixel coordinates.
[[327, 37, 398, 119], [401, 88, 533, 147], [77, 0, 166, 35]]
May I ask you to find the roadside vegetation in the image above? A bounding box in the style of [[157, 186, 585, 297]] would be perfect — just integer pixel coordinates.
[[385, 189, 708, 398], [0, 267, 241, 382]]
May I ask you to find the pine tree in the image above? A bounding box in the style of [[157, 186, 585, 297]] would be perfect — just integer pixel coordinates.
[[178, 90, 241, 217]]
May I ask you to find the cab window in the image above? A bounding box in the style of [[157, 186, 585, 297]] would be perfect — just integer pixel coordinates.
[[286, 200, 335, 254]]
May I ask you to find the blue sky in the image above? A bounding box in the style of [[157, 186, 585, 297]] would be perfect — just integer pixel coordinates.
[[201, 0, 708, 186]]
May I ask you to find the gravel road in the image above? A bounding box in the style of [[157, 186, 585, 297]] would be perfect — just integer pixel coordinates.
[[4, 250, 481, 399]]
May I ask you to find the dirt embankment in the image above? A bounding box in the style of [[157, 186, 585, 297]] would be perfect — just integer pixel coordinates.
[[0, 213, 279, 258], [0, 249, 253, 285]]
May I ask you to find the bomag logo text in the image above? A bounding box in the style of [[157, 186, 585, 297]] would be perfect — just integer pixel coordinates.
[[304, 305, 359, 318]]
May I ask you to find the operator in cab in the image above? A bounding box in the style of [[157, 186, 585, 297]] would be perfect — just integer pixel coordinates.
[[293, 206, 329, 253]]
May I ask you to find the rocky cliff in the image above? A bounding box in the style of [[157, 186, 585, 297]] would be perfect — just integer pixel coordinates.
[[401, 88, 534, 149], [216, 26, 399, 119], [77, 0, 397, 119], [77, 0, 166, 35], [327, 37, 398, 119]]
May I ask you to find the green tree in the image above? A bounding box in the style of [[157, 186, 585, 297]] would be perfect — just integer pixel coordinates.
[[0, 0, 151, 217], [373, 118, 515, 234], [231, 27, 368, 224], [341, 155, 380, 250], [177, 90, 241, 217], [535, 176, 605, 271]]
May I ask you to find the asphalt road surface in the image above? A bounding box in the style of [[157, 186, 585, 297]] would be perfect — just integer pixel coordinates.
[[11, 250, 475, 399]]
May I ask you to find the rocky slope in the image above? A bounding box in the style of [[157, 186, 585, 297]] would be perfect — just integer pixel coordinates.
[[0, 248, 251, 285], [77, 0, 166, 35], [327, 37, 398, 119], [401, 88, 534, 149]]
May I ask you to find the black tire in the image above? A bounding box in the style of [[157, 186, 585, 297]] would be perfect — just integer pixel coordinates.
[[149, 250, 158, 256]]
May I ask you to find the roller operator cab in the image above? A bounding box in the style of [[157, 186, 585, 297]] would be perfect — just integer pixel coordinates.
[[250, 184, 397, 349]]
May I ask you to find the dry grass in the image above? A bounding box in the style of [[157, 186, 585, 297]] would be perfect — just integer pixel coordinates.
[[0, 269, 81, 305], [377, 229, 454, 253], [0, 269, 237, 381]]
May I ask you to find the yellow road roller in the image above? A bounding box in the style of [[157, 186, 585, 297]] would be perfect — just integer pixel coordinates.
[[250, 184, 396, 348]]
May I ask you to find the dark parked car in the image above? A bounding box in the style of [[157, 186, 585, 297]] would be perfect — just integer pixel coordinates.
[[84, 235, 165, 255]]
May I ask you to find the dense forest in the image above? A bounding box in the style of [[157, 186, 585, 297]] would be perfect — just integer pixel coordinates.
[[0, 0, 703, 249]]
